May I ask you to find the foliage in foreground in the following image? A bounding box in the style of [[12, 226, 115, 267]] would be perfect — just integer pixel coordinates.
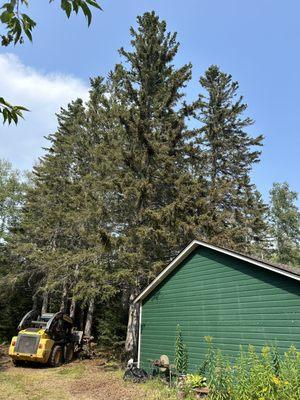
[[200, 344, 300, 400], [174, 332, 300, 400]]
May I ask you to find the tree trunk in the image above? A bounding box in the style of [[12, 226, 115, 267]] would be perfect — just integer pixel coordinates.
[[70, 264, 79, 320], [79, 305, 85, 331], [125, 288, 140, 359], [41, 291, 49, 314], [84, 297, 95, 337], [60, 285, 68, 313], [32, 293, 39, 311], [69, 298, 76, 320]]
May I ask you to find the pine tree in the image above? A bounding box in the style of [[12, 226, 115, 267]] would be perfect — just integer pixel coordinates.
[[195, 65, 267, 253], [269, 182, 300, 265], [106, 12, 201, 354]]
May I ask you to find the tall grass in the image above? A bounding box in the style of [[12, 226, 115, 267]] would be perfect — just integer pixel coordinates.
[[202, 343, 300, 400]]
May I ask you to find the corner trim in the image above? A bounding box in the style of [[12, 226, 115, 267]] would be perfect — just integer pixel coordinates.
[[137, 302, 142, 368]]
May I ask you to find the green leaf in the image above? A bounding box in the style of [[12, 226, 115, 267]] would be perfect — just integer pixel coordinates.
[[24, 28, 32, 41], [16, 105, 29, 112], [0, 95, 29, 124], [86, 0, 102, 11], [0, 97, 8, 106], [11, 111, 18, 124], [72, 1, 79, 14], [22, 13, 36, 27], [1, 3, 14, 12], [0, 11, 14, 23], [13, 18, 22, 44], [61, 0, 72, 18], [80, 2, 92, 26]]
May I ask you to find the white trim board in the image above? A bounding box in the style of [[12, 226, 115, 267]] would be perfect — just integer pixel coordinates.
[[134, 240, 300, 304], [137, 303, 142, 368]]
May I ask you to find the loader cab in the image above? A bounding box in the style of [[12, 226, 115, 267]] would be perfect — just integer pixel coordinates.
[[19, 312, 73, 339], [47, 314, 73, 342]]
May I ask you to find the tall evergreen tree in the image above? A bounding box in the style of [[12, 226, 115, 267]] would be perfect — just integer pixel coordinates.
[[195, 65, 267, 253], [11, 95, 116, 333], [105, 12, 203, 354], [269, 182, 300, 266]]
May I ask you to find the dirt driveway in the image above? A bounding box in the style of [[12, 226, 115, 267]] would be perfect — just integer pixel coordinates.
[[0, 346, 177, 400]]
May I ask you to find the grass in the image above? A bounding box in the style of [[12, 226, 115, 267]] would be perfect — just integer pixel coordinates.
[[0, 358, 179, 400], [143, 379, 179, 399]]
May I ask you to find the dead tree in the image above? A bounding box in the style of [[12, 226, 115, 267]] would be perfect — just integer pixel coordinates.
[[125, 289, 140, 359]]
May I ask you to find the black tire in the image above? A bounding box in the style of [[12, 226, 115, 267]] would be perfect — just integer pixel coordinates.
[[64, 344, 74, 363], [12, 359, 24, 367], [49, 345, 63, 367]]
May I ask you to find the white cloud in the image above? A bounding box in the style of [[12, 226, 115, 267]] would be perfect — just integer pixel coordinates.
[[0, 53, 89, 171]]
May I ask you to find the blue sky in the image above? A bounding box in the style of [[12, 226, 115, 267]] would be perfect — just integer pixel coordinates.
[[0, 0, 299, 203]]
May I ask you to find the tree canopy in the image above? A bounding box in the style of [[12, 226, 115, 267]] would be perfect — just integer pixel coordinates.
[[269, 182, 300, 265]]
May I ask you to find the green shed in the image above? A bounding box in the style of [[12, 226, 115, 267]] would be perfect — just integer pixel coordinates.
[[135, 240, 300, 371]]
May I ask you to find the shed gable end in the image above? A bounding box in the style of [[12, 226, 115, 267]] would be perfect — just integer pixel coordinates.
[[139, 247, 300, 371]]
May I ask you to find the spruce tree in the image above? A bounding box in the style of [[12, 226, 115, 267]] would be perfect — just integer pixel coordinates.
[[115, 10, 199, 265], [269, 182, 300, 265], [106, 12, 201, 354], [195, 65, 267, 253], [12, 94, 116, 332]]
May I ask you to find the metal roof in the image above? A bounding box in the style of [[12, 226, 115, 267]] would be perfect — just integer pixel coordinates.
[[134, 239, 300, 303]]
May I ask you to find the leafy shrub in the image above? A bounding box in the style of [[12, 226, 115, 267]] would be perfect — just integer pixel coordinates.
[[185, 373, 207, 388], [179, 374, 207, 399]]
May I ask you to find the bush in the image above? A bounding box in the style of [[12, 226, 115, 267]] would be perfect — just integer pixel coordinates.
[[185, 373, 207, 389]]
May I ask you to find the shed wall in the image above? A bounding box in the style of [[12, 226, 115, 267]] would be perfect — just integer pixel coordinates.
[[139, 247, 300, 371]]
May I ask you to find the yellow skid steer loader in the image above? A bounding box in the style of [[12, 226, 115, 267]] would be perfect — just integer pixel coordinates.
[[9, 311, 83, 367]]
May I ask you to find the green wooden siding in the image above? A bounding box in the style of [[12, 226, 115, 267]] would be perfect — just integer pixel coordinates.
[[140, 247, 300, 372]]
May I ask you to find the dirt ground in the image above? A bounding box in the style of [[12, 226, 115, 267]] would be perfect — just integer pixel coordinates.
[[0, 345, 177, 400]]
